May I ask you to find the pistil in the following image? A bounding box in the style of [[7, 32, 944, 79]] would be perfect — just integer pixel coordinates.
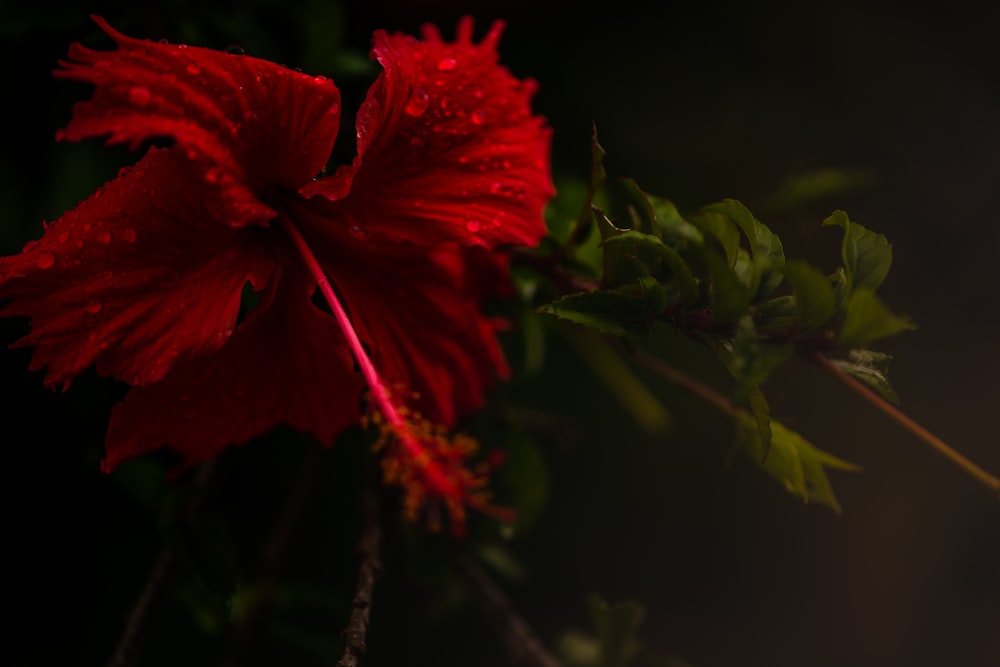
[[280, 215, 503, 533]]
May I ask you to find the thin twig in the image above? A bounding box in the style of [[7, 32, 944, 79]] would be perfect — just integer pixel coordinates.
[[632, 349, 742, 418], [459, 556, 564, 667], [812, 353, 1000, 497], [337, 463, 382, 667], [107, 459, 217, 667], [224, 446, 328, 664]]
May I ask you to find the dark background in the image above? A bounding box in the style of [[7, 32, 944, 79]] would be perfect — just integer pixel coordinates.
[[2, 1, 999, 665]]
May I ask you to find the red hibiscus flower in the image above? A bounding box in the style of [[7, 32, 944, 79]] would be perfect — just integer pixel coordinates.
[[0, 16, 553, 530]]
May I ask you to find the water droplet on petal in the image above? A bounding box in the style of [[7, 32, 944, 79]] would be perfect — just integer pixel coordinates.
[[328, 102, 340, 114], [86, 301, 103, 314], [58, 231, 71, 244], [404, 88, 430, 117], [437, 57, 458, 71], [313, 75, 329, 85], [123, 229, 137, 243], [205, 168, 222, 184], [225, 45, 245, 55], [186, 63, 202, 75], [349, 225, 369, 239], [82, 223, 92, 232], [465, 220, 481, 233], [128, 86, 152, 107], [97, 231, 111, 244], [35, 252, 55, 269]]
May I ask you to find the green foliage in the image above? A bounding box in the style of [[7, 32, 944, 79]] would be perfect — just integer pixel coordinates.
[[557, 594, 695, 667], [535, 129, 917, 511]]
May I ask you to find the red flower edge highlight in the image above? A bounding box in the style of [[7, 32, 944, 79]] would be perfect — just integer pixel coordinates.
[[0, 16, 553, 531]]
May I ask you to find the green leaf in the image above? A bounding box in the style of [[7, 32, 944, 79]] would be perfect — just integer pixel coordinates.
[[699, 244, 751, 322], [602, 231, 701, 305], [737, 417, 863, 513], [781, 259, 837, 331], [568, 329, 672, 436], [754, 295, 798, 330], [493, 433, 550, 536], [729, 315, 795, 389], [766, 167, 876, 213], [588, 593, 646, 667], [827, 349, 901, 404], [649, 195, 703, 246], [752, 219, 786, 300], [690, 208, 741, 268], [823, 210, 893, 293], [698, 199, 785, 298], [596, 207, 642, 289], [538, 290, 656, 337], [837, 288, 917, 348]]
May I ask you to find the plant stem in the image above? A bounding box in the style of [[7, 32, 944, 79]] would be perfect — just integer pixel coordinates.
[[812, 353, 1000, 497], [632, 349, 742, 418], [337, 462, 382, 667], [459, 556, 564, 667]]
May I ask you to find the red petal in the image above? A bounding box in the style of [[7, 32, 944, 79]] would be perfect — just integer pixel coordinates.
[[103, 265, 365, 470], [323, 234, 512, 427], [301, 17, 553, 249], [0, 148, 273, 388], [55, 16, 342, 226]]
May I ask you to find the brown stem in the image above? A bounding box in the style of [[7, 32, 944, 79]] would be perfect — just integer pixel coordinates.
[[107, 460, 217, 667], [336, 463, 382, 667], [459, 556, 564, 667], [632, 349, 742, 418], [812, 353, 1000, 497]]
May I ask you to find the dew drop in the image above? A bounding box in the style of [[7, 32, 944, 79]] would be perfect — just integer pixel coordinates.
[[465, 220, 481, 233], [186, 63, 202, 75], [86, 301, 103, 314], [97, 231, 112, 244], [436, 57, 458, 71], [35, 252, 55, 269], [404, 88, 430, 117], [82, 223, 92, 232], [128, 86, 152, 107], [58, 231, 71, 244], [349, 225, 369, 239], [471, 109, 486, 125], [490, 182, 503, 194], [123, 229, 137, 243], [313, 75, 329, 85], [328, 102, 340, 114], [204, 168, 222, 184], [225, 45, 246, 55]]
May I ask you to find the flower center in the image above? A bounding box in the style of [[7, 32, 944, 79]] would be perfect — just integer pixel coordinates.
[[279, 216, 510, 536]]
